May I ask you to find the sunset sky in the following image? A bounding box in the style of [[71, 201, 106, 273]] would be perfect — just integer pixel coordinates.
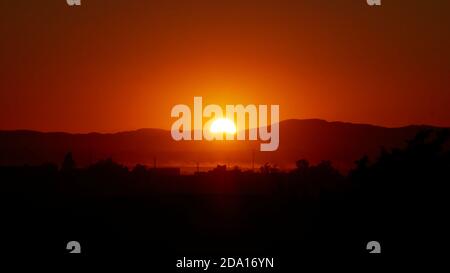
[[1, 0, 449, 132]]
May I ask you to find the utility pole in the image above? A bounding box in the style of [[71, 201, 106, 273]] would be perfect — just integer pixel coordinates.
[[252, 149, 255, 172]]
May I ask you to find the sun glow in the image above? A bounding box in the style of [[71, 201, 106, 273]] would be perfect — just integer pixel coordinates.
[[210, 118, 237, 134]]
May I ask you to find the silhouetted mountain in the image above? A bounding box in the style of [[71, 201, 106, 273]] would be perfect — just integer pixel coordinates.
[[1, 126, 448, 259], [0, 119, 442, 171]]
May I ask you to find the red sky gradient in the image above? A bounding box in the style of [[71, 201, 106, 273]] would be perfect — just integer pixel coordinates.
[[1, 0, 449, 132]]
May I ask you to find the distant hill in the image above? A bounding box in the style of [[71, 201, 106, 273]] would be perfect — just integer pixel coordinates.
[[0, 119, 440, 172]]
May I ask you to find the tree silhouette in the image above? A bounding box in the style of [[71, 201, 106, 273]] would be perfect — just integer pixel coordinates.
[[295, 159, 309, 172], [61, 152, 76, 172]]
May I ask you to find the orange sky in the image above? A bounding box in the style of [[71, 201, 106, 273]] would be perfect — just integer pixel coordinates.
[[1, 0, 449, 132]]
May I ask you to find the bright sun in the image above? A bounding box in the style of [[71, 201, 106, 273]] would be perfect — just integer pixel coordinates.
[[210, 118, 237, 134]]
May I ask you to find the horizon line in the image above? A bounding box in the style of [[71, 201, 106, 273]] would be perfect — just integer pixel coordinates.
[[0, 118, 446, 135]]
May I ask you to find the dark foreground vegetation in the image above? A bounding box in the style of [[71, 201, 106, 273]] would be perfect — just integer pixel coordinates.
[[0, 129, 448, 265]]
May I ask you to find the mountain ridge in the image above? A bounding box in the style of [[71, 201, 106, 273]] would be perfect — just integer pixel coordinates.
[[0, 119, 446, 172], [0, 119, 440, 135]]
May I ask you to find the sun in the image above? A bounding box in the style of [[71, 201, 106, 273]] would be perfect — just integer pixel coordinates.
[[210, 118, 237, 134]]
